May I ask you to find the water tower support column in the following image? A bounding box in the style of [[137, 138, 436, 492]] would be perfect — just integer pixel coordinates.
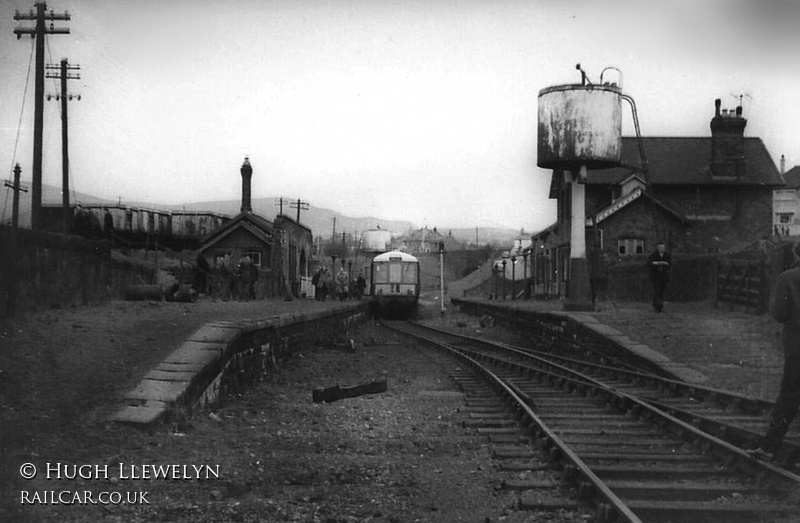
[[567, 165, 592, 310]]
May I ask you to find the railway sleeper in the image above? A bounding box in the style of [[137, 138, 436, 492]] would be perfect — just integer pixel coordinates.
[[577, 451, 715, 462], [567, 443, 692, 455], [492, 446, 538, 460], [517, 492, 582, 513], [604, 479, 779, 503], [625, 499, 793, 523], [462, 419, 517, 429], [590, 464, 733, 481], [561, 435, 684, 446]]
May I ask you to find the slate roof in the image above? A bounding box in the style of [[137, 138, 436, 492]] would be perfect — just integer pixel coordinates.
[[586, 136, 783, 187], [783, 166, 800, 189], [200, 211, 274, 251]]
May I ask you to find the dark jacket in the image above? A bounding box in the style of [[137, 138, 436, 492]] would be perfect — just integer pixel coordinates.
[[770, 263, 800, 355], [647, 250, 672, 281]]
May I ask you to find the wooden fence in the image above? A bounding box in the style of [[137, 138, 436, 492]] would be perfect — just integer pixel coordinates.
[[714, 258, 771, 313]]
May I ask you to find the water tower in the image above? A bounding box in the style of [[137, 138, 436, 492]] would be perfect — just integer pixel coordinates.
[[362, 228, 392, 253], [537, 65, 624, 309]]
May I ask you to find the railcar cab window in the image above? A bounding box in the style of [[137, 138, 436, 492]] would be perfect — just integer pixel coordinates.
[[373, 257, 418, 283], [618, 238, 644, 256]]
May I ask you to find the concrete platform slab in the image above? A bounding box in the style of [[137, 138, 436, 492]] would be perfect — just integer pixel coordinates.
[[144, 369, 196, 382], [187, 324, 242, 344], [111, 400, 169, 425], [124, 378, 189, 403]]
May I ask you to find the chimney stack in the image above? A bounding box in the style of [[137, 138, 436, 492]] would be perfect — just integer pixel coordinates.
[[240, 156, 253, 214], [710, 98, 747, 179]]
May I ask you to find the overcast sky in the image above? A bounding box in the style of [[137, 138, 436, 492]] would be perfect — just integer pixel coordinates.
[[1, 0, 800, 232]]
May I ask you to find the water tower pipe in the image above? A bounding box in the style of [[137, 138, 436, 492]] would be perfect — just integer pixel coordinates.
[[621, 93, 660, 242]]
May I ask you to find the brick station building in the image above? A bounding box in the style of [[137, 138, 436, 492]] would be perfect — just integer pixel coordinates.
[[532, 98, 784, 298]]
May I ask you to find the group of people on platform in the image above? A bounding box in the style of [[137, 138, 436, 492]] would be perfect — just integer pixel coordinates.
[[194, 252, 259, 301], [311, 266, 366, 302]]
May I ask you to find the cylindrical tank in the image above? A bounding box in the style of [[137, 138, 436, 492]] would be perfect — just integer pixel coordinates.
[[362, 229, 392, 252], [537, 84, 622, 170]]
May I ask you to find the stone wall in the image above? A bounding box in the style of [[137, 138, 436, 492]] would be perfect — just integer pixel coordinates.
[[113, 303, 369, 425], [0, 226, 155, 317], [451, 298, 690, 380]]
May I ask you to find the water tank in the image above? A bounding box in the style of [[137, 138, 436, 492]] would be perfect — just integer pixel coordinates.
[[362, 229, 392, 252], [537, 84, 622, 170]]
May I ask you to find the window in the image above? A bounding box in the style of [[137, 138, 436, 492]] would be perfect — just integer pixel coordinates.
[[244, 251, 262, 267], [778, 213, 794, 225], [618, 238, 644, 256]]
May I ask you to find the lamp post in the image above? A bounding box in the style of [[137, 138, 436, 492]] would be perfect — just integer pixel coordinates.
[[438, 241, 445, 315], [493, 262, 498, 299], [522, 251, 529, 299], [501, 256, 508, 300], [511, 255, 516, 300]]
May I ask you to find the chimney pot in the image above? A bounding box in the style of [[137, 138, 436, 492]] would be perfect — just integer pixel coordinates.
[[710, 98, 747, 178], [240, 156, 253, 214]]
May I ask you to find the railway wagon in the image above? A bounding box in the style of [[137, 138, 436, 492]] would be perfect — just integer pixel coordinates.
[[370, 250, 420, 315]]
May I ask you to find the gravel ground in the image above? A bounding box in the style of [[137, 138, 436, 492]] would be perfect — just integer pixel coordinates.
[[1, 293, 789, 522], [2, 297, 585, 522]]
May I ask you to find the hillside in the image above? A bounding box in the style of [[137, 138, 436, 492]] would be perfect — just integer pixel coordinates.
[[1, 184, 524, 245]]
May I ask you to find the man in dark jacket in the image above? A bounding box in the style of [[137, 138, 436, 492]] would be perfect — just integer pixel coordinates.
[[646, 241, 671, 312], [749, 241, 800, 462]]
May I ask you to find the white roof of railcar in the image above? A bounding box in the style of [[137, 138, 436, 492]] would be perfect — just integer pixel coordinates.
[[372, 250, 418, 263]]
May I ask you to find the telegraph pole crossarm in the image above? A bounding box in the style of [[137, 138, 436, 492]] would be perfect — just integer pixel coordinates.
[[46, 58, 81, 234], [4, 164, 29, 229], [275, 197, 287, 216], [289, 198, 309, 224], [12, 3, 71, 231]]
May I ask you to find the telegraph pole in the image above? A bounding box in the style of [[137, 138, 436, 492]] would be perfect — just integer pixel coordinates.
[[14, 3, 71, 231], [274, 197, 287, 216], [289, 198, 308, 223], [4, 164, 28, 229], [46, 58, 80, 234]]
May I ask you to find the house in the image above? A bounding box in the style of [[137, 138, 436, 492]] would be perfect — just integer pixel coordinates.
[[774, 163, 800, 237], [394, 226, 465, 254], [198, 157, 313, 298], [533, 98, 784, 298]]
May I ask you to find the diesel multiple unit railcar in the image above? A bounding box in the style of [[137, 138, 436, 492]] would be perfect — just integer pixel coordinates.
[[370, 250, 420, 315]]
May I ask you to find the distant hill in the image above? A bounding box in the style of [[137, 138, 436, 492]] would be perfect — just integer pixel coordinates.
[[2, 184, 523, 246], [173, 197, 417, 239]]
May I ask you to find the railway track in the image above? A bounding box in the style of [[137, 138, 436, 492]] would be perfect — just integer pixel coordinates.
[[412, 321, 800, 469], [384, 320, 800, 523]]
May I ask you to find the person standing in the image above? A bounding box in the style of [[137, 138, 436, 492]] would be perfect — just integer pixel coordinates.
[[335, 267, 350, 301], [647, 241, 671, 312], [317, 268, 330, 301], [238, 255, 253, 301], [749, 241, 800, 462], [355, 272, 367, 300], [311, 268, 322, 301]]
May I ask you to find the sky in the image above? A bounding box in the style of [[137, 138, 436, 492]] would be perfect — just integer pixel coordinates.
[[1, 0, 800, 232]]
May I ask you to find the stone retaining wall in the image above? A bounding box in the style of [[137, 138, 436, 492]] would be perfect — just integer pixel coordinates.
[[113, 303, 369, 426], [0, 226, 155, 317], [451, 298, 706, 383]]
